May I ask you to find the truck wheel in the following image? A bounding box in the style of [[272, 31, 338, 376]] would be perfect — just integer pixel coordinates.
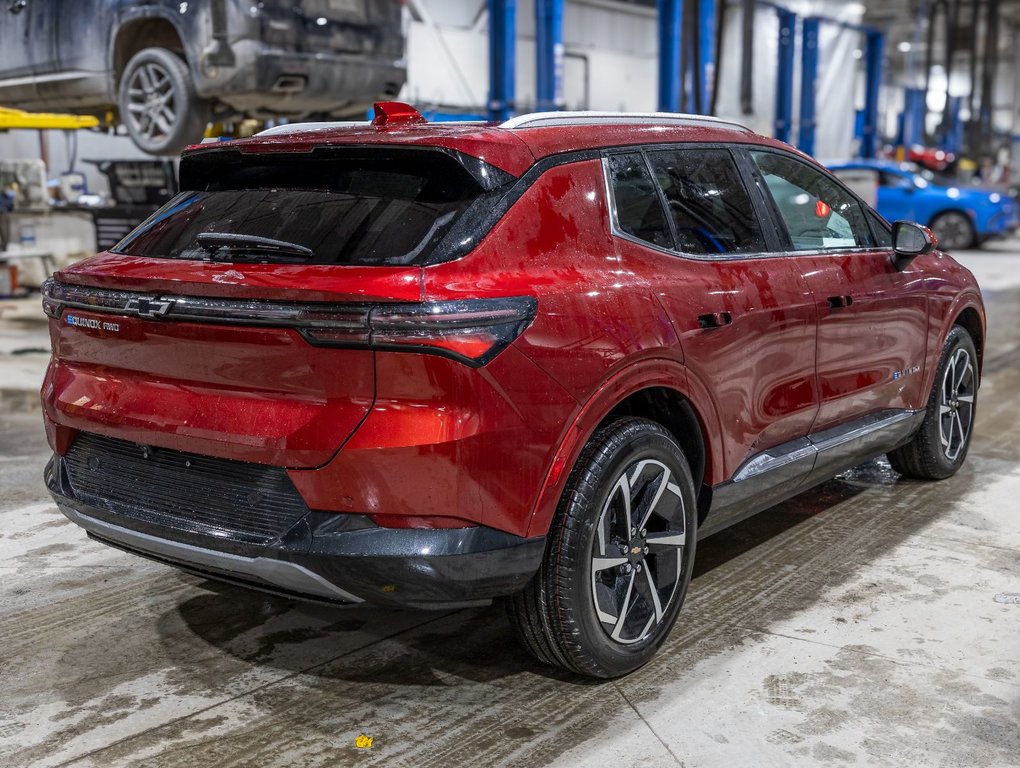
[[888, 326, 979, 480], [507, 418, 697, 678], [118, 47, 210, 156]]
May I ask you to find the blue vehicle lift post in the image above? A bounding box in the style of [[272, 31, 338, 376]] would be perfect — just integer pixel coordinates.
[[901, 87, 926, 148], [535, 0, 565, 112], [774, 7, 796, 144], [861, 29, 885, 158], [797, 16, 819, 156], [487, 0, 517, 121], [697, 0, 716, 114], [939, 95, 963, 155], [657, 0, 683, 112]]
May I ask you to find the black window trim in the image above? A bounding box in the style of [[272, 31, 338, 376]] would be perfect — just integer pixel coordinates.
[[602, 142, 788, 262]]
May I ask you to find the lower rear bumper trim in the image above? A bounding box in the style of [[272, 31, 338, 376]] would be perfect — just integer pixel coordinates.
[[56, 503, 365, 603]]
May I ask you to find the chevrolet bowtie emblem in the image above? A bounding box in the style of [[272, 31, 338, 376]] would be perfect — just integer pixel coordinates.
[[631, 546, 642, 555], [124, 297, 174, 319]]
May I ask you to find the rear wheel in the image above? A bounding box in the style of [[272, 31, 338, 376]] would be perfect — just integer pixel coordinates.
[[118, 47, 210, 156], [888, 325, 978, 479], [929, 211, 976, 251], [507, 418, 697, 678]]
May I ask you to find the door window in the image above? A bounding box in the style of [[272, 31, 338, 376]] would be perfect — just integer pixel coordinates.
[[750, 151, 875, 251], [646, 149, 767, 255]]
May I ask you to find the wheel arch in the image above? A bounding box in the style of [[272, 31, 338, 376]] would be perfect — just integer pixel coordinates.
[[525, 362, 720, 538], [111, 16, 188, 86], [927, 207, 975, 230], [953, 304, 985, 374]]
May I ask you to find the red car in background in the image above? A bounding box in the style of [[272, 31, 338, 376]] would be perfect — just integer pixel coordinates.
[[41, 104, 985, 678]]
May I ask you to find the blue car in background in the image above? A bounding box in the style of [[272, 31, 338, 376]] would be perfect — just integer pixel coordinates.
[[830, 160, 1018, 250]]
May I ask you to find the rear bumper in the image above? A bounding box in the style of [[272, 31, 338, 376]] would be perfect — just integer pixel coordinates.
[[45, 453, 544, 609]]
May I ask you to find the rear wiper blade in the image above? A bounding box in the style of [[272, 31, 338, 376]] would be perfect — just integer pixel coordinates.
[[195, 232, 313, 259]]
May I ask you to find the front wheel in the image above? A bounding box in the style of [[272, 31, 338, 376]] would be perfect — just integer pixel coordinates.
[[888, 325, 979, 479], [507, 418, 697, 678]]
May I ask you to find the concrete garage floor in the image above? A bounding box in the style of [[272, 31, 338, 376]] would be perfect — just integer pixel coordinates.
[[1, 246, 1019, 767]]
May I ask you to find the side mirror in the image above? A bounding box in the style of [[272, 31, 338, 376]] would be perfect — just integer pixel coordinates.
[[892, 221, 937, 270]]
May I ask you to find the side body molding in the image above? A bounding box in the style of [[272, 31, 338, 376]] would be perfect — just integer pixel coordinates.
[[701, 409, 925, 538]]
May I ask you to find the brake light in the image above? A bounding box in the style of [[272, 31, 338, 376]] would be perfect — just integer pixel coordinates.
[[303, 297, 538, 366]]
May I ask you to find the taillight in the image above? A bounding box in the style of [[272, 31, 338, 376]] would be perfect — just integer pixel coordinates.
[[302, 297, 538, 366], [42, 280, 536, 367]]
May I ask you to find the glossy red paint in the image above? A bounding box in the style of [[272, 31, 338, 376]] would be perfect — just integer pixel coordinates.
[[44, 314, 375, 468], [41, 112, 987, 543], [58, 254, 423, 303], [633, 247, 820, 480], [288, 345, 577, 534], [796, 250, 930, 430]]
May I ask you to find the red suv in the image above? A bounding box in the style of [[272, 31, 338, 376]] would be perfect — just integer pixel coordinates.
[[41, 103, 985, 678]]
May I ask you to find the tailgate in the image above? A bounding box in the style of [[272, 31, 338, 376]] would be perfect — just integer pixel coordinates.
[[42, 145, 500, 468], [43, 260, 421, 468]]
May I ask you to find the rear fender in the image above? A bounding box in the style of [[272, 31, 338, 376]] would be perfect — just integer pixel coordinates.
[[524, 359, 722, 538]]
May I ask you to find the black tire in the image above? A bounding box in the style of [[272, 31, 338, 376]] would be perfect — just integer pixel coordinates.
[[507, 418, 697, 678], [888, 325, 979, 480], [118, 47, 210, 156], [929, 210, 976, 251]]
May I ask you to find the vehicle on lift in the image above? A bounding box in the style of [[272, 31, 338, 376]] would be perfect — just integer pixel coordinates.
[[0, 0, 405, 155], [41, 104, 985, 678], [830, 159, 1018, 251]]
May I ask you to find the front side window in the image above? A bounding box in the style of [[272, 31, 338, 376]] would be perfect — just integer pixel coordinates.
[[606, 152, 673, 250], [869, 211, 893, 247], [646, 148, 766, 255], [750, 151, 875, 251]]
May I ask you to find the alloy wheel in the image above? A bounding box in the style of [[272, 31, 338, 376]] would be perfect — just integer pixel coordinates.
[[125, 62, 178, 144], [931, 212, 974, 251], [939, 347, 975, 462], [590, 458, 688, 645]]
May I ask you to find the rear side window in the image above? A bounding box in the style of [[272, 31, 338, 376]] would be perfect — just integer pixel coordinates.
[[750, 150, 876, 251], [646, 148, 766, 255], [113, 150, 501, 266], [606, 153, 673, 250]]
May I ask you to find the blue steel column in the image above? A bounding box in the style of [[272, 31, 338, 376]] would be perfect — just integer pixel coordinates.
[[488, 0, 517, 121], [658, 0, 683, 112], [698, 0, 716, 114], [797, 16, 819, 156], [901, 87, 926, 147], [774, 8, 796, 143], [536, 0, 565, 111], [861, 29, 885, 158]]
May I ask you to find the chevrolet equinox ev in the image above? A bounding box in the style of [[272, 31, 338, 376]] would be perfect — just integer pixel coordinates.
[[41, 103, 985, 678]]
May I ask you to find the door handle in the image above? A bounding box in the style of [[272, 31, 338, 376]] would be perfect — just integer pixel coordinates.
[[9, 0, 27, 14], [827, 295, 854, 309], [698, 311, 733, 329]]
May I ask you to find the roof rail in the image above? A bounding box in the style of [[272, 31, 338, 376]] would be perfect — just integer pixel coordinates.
[[256, 121, 370, 137], [499, 111, 751, 132]]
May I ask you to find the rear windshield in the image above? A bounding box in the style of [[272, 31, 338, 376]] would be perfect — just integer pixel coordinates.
[[112, 150, 500, 266]]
